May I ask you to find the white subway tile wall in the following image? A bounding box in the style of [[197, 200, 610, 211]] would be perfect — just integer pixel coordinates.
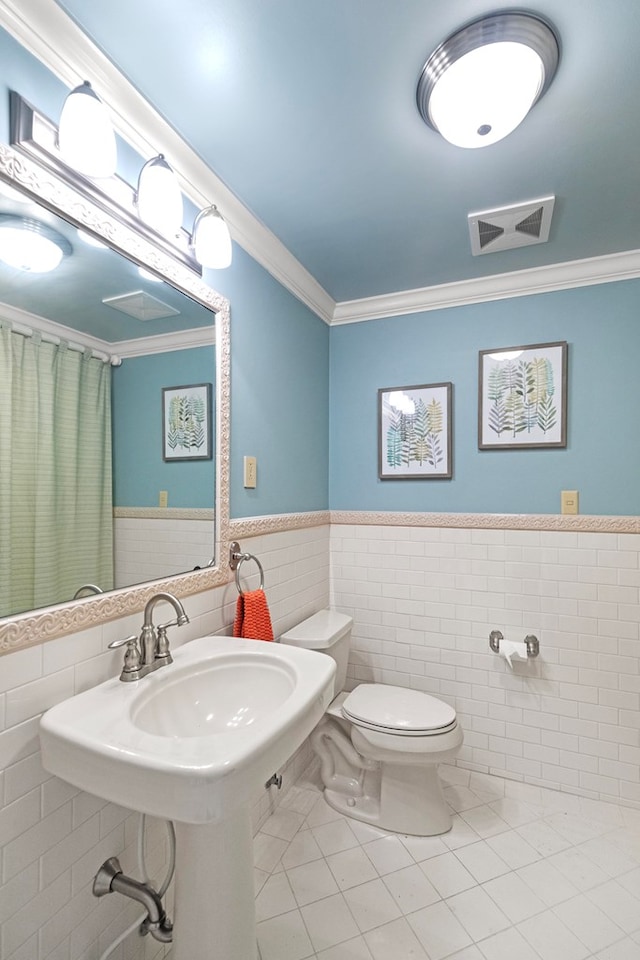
[[114, 518, 216, 588], [0, 524, 329, 960], [331, 524, 640, 808]]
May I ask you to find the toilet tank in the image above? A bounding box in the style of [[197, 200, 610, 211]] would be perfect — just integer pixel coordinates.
[[280, 610, 353, 695]]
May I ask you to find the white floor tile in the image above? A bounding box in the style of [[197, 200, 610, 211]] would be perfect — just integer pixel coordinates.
[[256, 909, 315, 960], [454, 840, 511, 882], [516, 858, 579, 907], [517, 909, 590, 960], [382, 864, 441, 913], [261, 809, 306, 841], [445, 886, 511, 942], [578, 836, 639, 878], [398, 832, 449, 862], [255, 871, 298, 921], [281, 829, 325, 870], [361, 836, 413, 875], [364, 917, 429, 960], [316, 934, 374, 960], [545, 811, 608, 844], [443, 786, 485, 812], [594, 937, 640, 960], [311, 818, 361, 856], [326, 846, 379, 890], [587, 879, 640, 935], [300, 892, 360, 952], [458, 806, 509, 839], [618, 865, 640, 899], [254, 832, 290, 873], [548, 846, 611, 891], [482, 871, 546, 923], [342, 878, 402, 933], [287, 858, 340, 906], [516, 819, 571, 857], [420, 851, 477, 898], [306, 796, 345, 828], [486, 829, 541, 869], [553, 894, 625, 953], [407, 900, 473, 960], [488, 797, 541, 828], [441, 814, 482, 850], [477, 926, 541, 960]]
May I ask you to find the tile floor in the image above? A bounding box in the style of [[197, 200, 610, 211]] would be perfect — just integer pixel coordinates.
[[253, 763, 640, 960]]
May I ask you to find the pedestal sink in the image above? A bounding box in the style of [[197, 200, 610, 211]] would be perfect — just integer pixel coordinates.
[[39, 636, 336, 960]]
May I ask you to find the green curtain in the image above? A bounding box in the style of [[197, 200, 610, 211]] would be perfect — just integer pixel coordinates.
[[0, 322, 113, 617]]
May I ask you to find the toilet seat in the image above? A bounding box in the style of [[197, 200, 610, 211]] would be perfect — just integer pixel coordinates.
[[342, 684, 457, 737]]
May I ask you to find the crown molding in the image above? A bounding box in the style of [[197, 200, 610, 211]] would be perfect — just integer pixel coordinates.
[[0, 0, 335, 324], [3, 1, 640, 329], [332, 247, 640, 324]]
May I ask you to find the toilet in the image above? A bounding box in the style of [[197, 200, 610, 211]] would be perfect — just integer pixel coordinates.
[[280, 609, 463, 836]]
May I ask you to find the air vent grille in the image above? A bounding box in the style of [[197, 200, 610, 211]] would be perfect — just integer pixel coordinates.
[[468, 196, 555, 256], [102, 291, 181, 322]]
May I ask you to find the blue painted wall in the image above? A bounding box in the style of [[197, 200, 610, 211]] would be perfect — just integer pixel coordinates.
[[203, 245, 330, 518], [0, 27, 331, 520], [112, 347, 215, 508], [329, 280, 640, 515]]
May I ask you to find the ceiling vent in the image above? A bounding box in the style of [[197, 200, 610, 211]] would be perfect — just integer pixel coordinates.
[[468, 195, 555, 256], [102, 290, 181, 321]]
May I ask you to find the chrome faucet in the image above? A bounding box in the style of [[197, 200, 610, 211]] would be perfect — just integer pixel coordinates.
[[72, 583, 104, 600], [108, 592, 190, 682]]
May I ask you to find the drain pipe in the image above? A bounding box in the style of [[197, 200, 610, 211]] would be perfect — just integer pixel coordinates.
[[93, 857, 173, 943]]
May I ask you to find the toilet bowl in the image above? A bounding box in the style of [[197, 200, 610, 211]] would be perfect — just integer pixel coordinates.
[[280, 610, 463, 836]]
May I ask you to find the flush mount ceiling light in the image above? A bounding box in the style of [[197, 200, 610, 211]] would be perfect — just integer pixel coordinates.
[[58, 81, 117, 178], [0, 215, 72, 272], [192, 205, 233, 269], [416, 11, 559, 148], [136, 154, 184, 239]]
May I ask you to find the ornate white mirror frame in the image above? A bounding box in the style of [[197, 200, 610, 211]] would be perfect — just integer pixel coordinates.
[[0, 142, 231, 656]]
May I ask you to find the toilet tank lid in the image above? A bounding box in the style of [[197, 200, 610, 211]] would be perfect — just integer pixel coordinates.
[[280, 609, 352, 649]]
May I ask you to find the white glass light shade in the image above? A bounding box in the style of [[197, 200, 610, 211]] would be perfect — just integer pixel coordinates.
[[416, 12, 559, 149], [428, 42, 544, 148], [0, 218, 72, 273], [137, 155, 184, 238], [192, 205, 232, 268], [58, 81, 117, 178]]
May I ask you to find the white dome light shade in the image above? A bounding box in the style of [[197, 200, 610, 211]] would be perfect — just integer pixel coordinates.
[[136, 155, 184, 238], [417, 12, 559, 149], [0, 217, 72, 272], [192, 205, 232, 269], [58, 81, 117, 178]]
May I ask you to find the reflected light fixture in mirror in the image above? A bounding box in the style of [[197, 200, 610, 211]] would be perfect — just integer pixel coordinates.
[[0, 215, 72, 272], [58, 81, 117, 178], [416, 11, 559, 148]]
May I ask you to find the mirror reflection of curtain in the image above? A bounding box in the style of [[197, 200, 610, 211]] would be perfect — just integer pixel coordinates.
[[0, 321, 113, 617]]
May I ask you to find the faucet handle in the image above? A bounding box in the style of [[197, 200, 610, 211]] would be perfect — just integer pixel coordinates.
[[108, 634, 138, 649], [108, 636, 144, 682]]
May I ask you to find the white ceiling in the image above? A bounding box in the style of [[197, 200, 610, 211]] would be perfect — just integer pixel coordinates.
[[7, 0, 640, 322]]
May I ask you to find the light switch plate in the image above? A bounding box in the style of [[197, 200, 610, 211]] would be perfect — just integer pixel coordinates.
[[561, 490, 579, 515], [159, 490, 168, 508], [243, 456, 257, 489]]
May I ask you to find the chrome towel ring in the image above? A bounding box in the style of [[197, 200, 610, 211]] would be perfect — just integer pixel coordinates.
[[229, 541, 265, 594]]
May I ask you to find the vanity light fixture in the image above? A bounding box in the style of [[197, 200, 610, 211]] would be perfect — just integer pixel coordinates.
[[192, 204, 233, 269], [136, 154, 184, 239], [58, 81, 117, 178], [416, 11, 559, 148], [0, 215, 72, 272]]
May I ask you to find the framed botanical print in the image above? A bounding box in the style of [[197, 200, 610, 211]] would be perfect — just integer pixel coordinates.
[[478, 341, 567, 449], [379, 382, 452, 479]]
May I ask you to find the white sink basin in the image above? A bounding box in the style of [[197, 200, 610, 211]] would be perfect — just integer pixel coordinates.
[[40, 636, 335, 824]]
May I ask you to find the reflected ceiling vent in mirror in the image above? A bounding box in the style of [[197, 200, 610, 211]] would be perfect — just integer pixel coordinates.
[[102, 291, 181, 322], [468, 195, 555, 256]]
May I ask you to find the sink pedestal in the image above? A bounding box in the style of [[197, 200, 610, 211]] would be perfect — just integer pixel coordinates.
[[173, 807, 257, 960]]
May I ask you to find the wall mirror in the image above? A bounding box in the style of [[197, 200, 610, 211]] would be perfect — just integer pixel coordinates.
[[0, 117, 230, 656]]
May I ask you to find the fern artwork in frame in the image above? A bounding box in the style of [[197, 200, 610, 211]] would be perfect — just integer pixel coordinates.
[[162, 382, 212, 461], [379, 382, 452, 479], [478, 341, 567, 450]]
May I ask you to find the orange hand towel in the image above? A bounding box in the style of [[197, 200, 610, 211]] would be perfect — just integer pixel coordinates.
[[233, 588, 274, 641]]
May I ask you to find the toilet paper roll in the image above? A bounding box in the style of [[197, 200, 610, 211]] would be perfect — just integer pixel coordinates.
[[500, 639, 528, 668]]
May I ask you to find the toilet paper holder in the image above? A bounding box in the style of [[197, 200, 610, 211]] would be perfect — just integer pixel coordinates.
[[489, 630, 539, 659]]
